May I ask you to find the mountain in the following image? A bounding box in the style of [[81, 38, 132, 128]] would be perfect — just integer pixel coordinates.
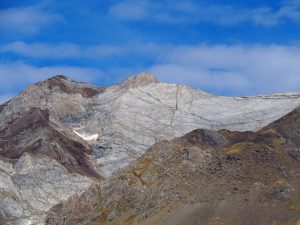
[[1, 73, 300, 225]]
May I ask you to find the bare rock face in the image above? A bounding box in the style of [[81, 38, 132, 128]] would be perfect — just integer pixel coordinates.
[[59, 107, 300, 225], [1, 73, 300, 224], [0, 108, 100, 225], [120, 72, 158, 88], [0, 107, 102, 179]]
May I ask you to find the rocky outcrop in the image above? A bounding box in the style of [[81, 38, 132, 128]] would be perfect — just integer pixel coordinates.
[[0, 107, 101, 225], [0, 153, 94, 225], [1, 73, 300, 224], [120, 72, 158, 88], [0, 107, 102, 179]]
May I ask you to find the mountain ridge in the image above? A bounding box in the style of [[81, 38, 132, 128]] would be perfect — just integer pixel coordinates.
[[1, 73, 300, 225]]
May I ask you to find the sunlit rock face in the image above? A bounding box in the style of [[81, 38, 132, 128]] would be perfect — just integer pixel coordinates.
[[47, 107, 300, 225], [0, 154, 93, 225], [1, 73, 300, 224]]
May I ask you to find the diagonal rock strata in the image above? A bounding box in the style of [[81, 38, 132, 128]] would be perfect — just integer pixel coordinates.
[[53, 107, 300, 225]]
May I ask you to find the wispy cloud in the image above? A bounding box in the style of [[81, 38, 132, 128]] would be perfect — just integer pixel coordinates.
[[109, 1, 149, 20], [149, 45, 300, 95], [0, 2, 64, 35], [1, 42, 300, 96], [108, 0, 199, 25], [0, 61, 104, 92], [108, 0, 300, 26], [0, 41, 163, 59], [1, 42, 81, 58], [207, 0, 300, 26]]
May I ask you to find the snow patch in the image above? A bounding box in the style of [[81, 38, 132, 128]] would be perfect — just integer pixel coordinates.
[[73, 130, 98, 141]]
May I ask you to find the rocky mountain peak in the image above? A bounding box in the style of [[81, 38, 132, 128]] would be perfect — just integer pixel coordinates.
[[2, 74, 300, 225], [43, 75, 73, 86], [120, 72, 159, 88], [49, 74, 70, 81], [34, 74, 101, 98]]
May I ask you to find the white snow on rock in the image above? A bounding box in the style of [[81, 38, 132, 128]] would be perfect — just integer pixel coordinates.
[[73, 130, 99, 141]]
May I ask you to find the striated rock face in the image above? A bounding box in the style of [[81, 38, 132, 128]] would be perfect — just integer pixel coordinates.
[[56, 107, 300, 225], [0, 154, 93, 225], [0, 108, 100, 225], [2, 73, 300, 176], [0, 107, 101, 179], [1, 73, 300, 224]]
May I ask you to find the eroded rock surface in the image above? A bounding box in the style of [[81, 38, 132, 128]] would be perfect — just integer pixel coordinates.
[[1, 73, 300, 224], [0, 154, 93, 225], [57, 107, 300, 225]]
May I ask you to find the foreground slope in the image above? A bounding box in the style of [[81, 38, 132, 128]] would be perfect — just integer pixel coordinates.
[[48, 107, 300, 225], [1, 73, 300, 224]]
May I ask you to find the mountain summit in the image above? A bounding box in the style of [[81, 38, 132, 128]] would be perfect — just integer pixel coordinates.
[[1, 74, 300, 225], [120, 72, 159, 87]]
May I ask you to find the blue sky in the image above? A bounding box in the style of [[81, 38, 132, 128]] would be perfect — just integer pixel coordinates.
[[1, 0, 300, 103]]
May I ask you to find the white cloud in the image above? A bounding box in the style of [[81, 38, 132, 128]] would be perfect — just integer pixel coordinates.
[[1, 42, 81, 58], [108, 0, 300, 26], [0, 62, 104, 92], [109, 1, 149, 20], [1, 43, 300, 96], [0, 3, 63, 34], [108, 0, 198, 24], [0, 41, 163, 59], [149, 45, 300, 95]]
